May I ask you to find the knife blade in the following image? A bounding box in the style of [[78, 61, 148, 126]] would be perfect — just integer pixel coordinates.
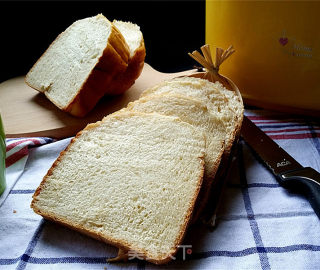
[[241, 116, 320, 219]]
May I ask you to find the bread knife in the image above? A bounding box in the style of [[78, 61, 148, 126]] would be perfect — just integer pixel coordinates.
[[241, 116, 320, 219]]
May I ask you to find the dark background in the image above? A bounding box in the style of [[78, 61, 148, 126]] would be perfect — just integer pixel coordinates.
[[0, 0, 205, 83]]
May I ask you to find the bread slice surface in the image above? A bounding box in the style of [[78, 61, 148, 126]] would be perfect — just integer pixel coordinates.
[[31, 111, 205, 264], [113, 20, 143, 58], [141, 77, 243, 154], [126, 93, 224, 180], [125, 93, 225, 221]]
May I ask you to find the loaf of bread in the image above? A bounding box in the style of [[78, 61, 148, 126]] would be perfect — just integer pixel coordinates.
[[31, 75, 243, 264], [31, 111, 205, 264], [25, 14, 145, 117]]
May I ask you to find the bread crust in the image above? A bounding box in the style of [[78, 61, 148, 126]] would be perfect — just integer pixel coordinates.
[[106, 39, 146, 95], [191, 141, 224, 223], [31, 112, 205, 265]]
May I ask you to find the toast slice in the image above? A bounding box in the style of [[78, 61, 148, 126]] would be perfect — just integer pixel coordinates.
[[25, 14, 130, 117], [141, 76, 243, 156], [31, 111, 205, 264], [126, 93, 225, 179]]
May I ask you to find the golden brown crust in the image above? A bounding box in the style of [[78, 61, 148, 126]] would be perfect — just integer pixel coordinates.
[[31, 113, 205, 265], [106, 38, 146, 95]]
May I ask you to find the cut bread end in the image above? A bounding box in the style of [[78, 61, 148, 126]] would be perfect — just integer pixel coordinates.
[[106, 20, 146, 95], [25, 14, 132, 117]]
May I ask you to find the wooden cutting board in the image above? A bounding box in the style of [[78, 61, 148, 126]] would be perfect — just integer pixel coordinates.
[[0, 64, 196, 139]]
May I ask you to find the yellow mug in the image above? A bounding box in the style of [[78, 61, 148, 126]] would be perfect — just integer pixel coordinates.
[[206, 0, 320, 116]]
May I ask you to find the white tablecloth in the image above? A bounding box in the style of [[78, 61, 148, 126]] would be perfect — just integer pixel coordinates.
[[1, 109, 320, 270]]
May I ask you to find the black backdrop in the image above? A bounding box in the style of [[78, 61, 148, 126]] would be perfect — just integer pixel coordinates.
[[0, 0, 205, 83]]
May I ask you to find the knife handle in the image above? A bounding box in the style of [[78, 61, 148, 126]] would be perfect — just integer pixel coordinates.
[[278, 167, 320, 219]]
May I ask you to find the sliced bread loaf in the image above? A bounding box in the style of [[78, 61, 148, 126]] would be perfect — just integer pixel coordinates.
[[107, 20, 146, 95], [125, 94, 225, 220], [25, 14, 131, 117], [31, 111, 205, 264]]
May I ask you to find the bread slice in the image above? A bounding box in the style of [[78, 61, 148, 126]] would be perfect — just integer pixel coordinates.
[[141, 76, 243, 156], [126, 93, 224, 179], [125, 93, 225, 220], [107, 20, 146, 95], [25, 14, 130, 117], [31, 111, 205, 264]]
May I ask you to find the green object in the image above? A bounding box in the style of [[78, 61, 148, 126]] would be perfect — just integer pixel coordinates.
[[0, 114, 6, 196]]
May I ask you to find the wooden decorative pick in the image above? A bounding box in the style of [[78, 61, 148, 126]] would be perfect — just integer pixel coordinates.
[[188, 44, 235, 88]]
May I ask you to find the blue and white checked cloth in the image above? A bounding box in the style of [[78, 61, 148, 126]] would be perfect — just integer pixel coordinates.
[[1, 109, 320, 270]]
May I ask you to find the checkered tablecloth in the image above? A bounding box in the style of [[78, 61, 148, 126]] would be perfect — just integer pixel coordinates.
[[1, 109, 320, 270]]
